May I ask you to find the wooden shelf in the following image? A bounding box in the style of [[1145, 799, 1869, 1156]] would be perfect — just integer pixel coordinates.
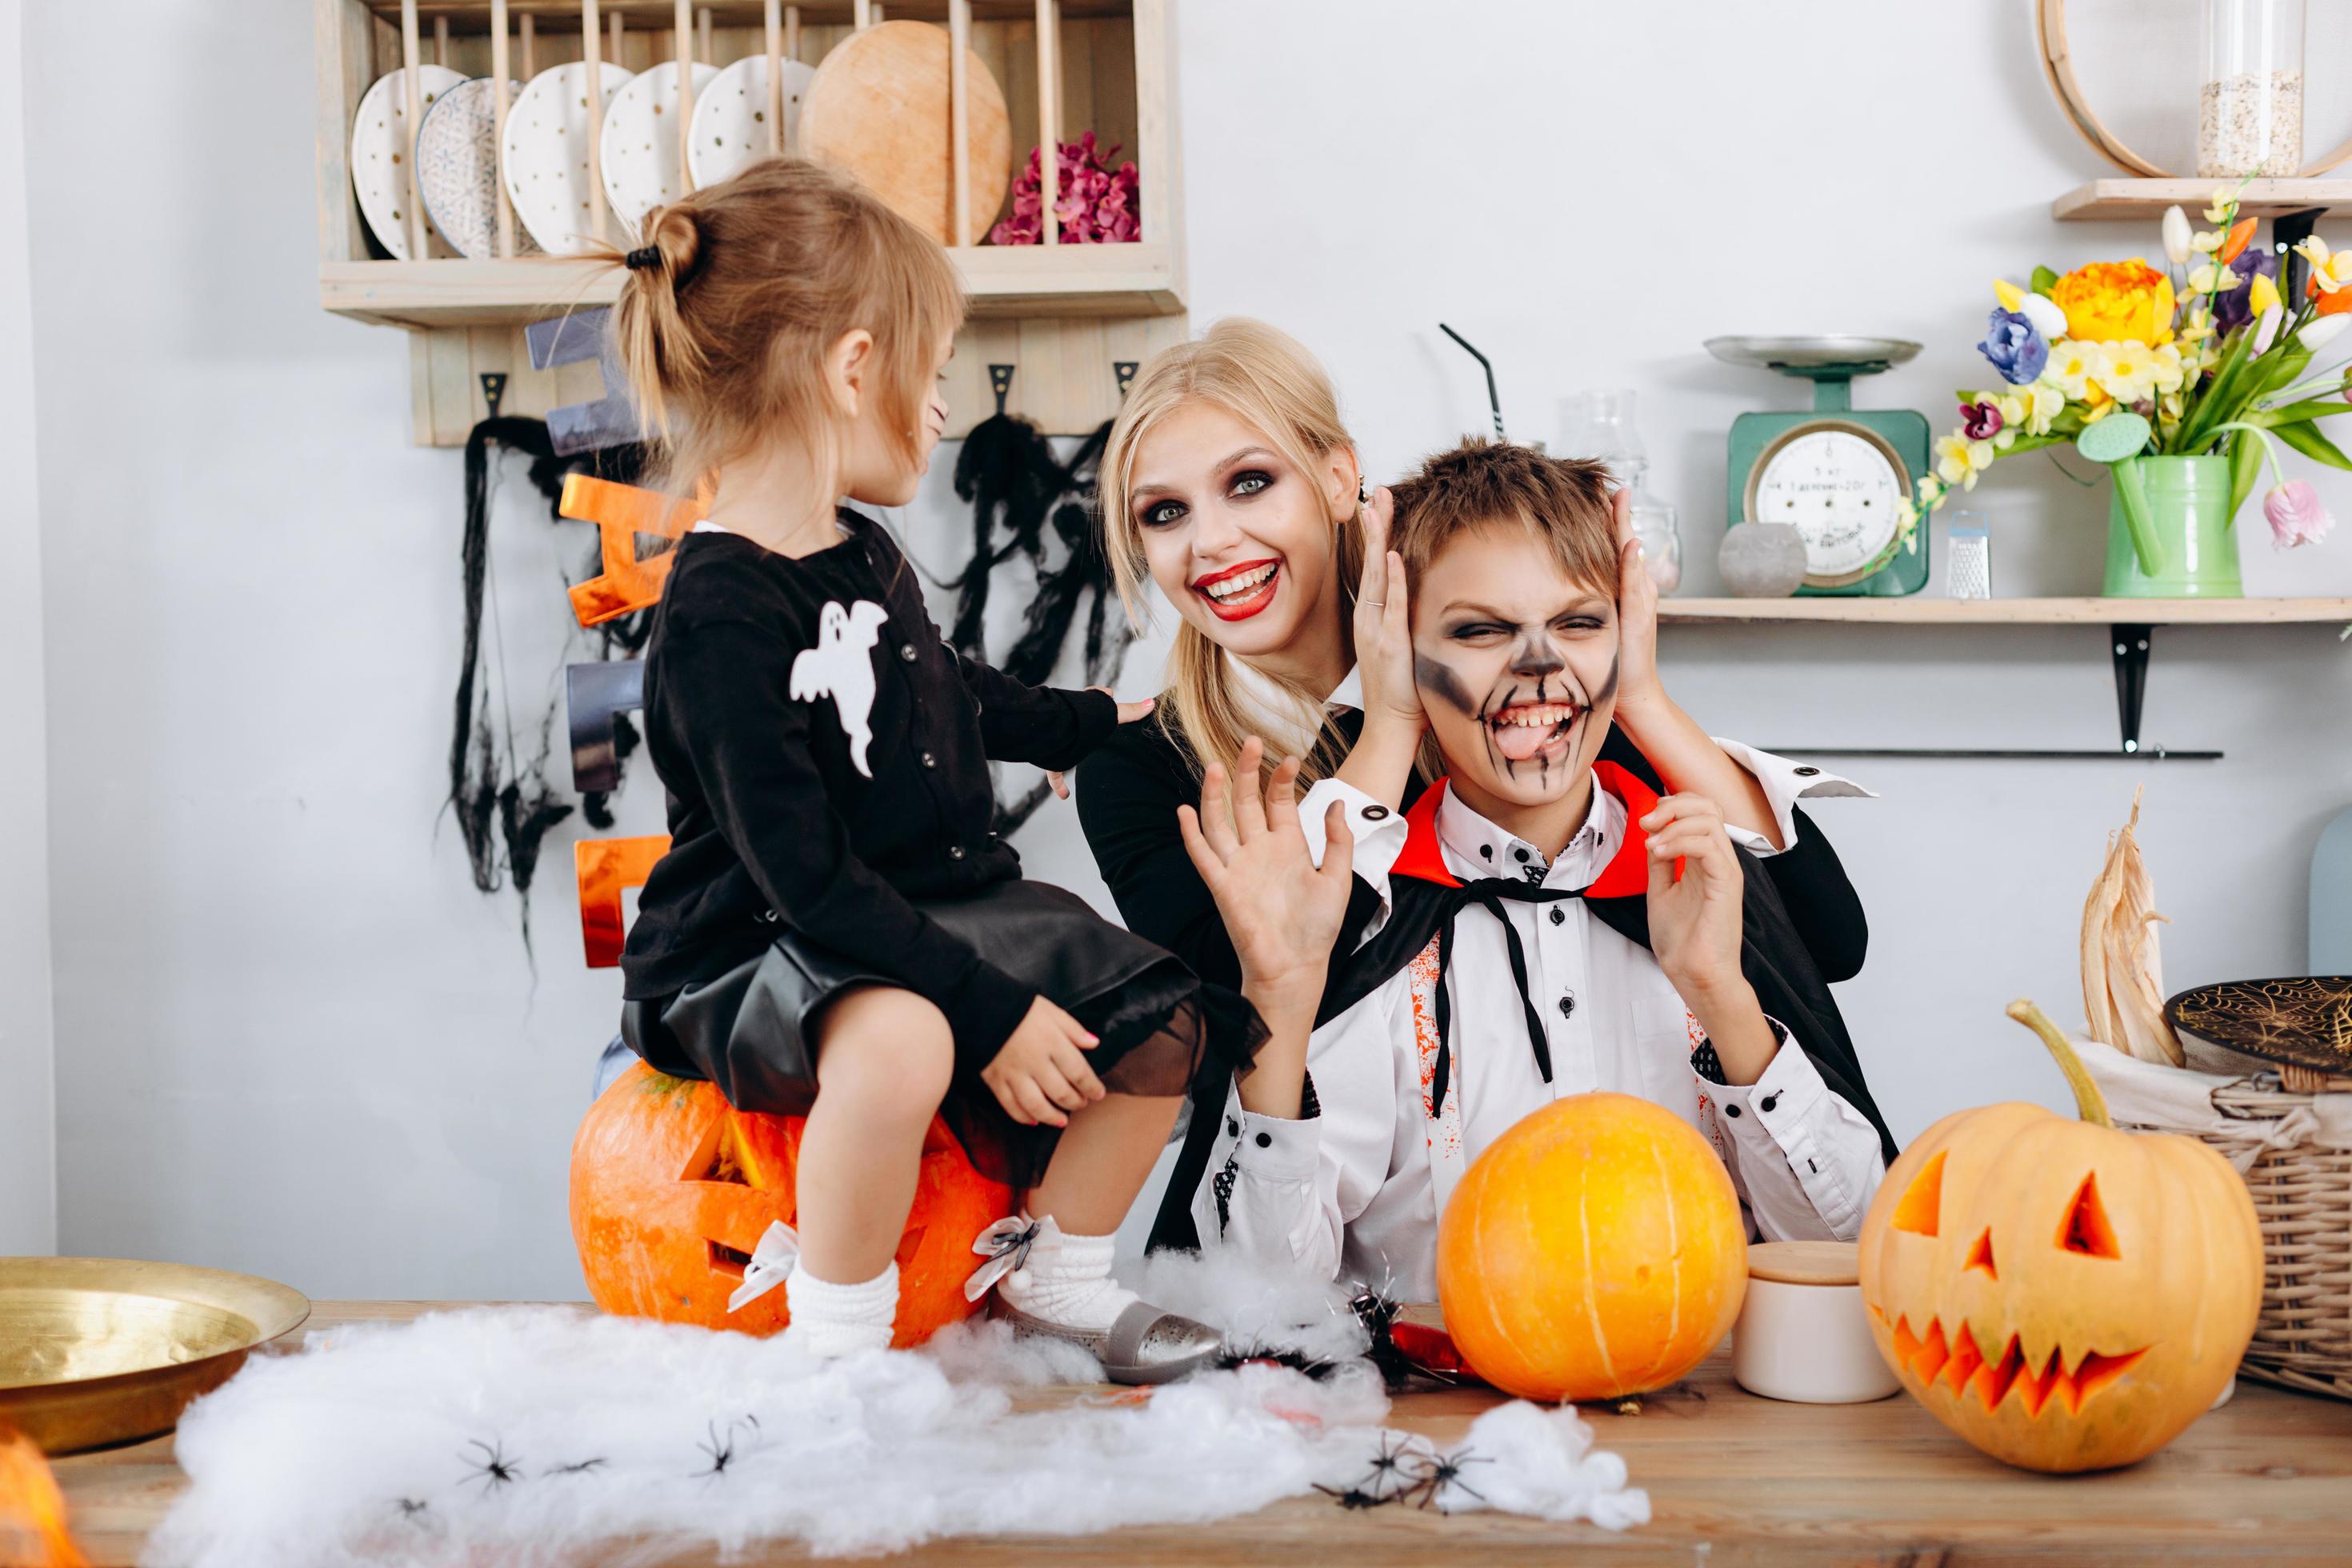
[[1658, 597, 2352, 626], [320, 244, 1183, 330], [2054, 178, 2352, 222]]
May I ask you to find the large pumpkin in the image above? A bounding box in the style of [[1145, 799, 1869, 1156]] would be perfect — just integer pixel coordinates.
[[1436, 1093, 1749, 1401], [1858, 1001, 2262, 1473], [570, 1062, 1011, 1346]]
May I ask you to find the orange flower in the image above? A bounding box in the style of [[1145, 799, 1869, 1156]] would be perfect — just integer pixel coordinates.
[[2219, 217, 2258, 265], [2052, 260, 2177, 345], [2316, 285, 2352, 318]]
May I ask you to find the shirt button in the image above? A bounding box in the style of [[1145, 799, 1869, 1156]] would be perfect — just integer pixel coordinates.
[[1478, 845, 1493, 859], [921, 751, 937, 768], [900, 644, 918, 662], [1760, 1093, 1779, 1113], [1512, 847, 1530, 863], [1549, 906, 1566, 926], [760, 909, 780, 924], [1226, 1118, 1239, 1137], [1794, 765, 1820, 777], [1254, 1131, 1272, 1148], [1557, 992, 1576, 1021], [1726, 1102, 1743, 1118], [1362, 805, 1390, 821], [948, 845, 966, 861]]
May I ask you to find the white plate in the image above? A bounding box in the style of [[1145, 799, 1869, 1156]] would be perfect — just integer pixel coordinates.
[[600, 61, 720, 239], [688, 54, 815, 192], [350, 65, 467, 260], [502, 60, 636, 257], [417, 78, 541, 260]]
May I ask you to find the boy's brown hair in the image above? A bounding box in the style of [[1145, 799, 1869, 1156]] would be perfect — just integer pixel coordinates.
[[1388, 438, 1622, 602]]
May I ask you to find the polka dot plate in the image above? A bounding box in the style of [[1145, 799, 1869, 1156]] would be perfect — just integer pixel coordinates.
[[687, 54, 815, 192], [501, 60, 635, 257], [599, 60, 719, 240], [350, 65, 466, 260]]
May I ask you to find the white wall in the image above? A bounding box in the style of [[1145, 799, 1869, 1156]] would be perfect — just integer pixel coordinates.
[[0, 0, 55, 1256], [20, 0, 2352, 1297]]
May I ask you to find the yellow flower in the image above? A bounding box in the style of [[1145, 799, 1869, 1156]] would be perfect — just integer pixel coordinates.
[[2204, 189, 2238, 225], [2178, 302, 2215, 345], [2296, 238, 2352, 295], [1934, 434, 1995, 490], [1994, 278, 2027, 312], [2025, 380, 2065, 434], [2052, 259, 2176, 344], [2048, 339, 2103, 402], [2248, 272, 2283, 319], [2188, 261, 2238, 295], [2148, 342, 2187, 395], [2098, 342, 2165, 403]]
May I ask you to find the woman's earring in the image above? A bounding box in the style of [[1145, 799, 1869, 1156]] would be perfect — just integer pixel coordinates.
[[1357, 476, 1370, 506]]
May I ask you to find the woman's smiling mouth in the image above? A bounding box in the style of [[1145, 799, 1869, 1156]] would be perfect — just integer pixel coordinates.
[[1489, 699, 1579, 762], [1192, 558, 1282, 621]]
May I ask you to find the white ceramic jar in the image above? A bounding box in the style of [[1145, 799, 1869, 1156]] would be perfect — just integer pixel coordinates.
[[1732, 1241, 1901, 1404]]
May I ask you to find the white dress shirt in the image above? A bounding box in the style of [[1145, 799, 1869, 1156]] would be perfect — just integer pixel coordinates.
[[1193, 761, 1886, 1299]]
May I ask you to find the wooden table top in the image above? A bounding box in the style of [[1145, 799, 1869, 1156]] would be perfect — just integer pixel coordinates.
[[47, 1301, 2352, 1566]]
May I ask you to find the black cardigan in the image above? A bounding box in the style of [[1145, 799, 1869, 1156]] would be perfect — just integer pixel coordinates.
[[622, 514, 1117, 1061], [1074, 711, 1870, 992]]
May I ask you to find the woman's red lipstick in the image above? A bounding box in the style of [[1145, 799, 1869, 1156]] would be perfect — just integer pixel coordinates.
[[1191, 558, 1282, 622]]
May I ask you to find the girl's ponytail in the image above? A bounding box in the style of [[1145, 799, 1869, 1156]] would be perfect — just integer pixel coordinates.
[[614, 202, 706, 445]]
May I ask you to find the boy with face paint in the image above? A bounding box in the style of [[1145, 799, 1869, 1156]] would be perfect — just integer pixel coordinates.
[[1178, 442, 1894, 1299]]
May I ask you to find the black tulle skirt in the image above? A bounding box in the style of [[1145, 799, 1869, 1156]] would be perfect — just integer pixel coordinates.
[[620, 878, 1266, 1188]]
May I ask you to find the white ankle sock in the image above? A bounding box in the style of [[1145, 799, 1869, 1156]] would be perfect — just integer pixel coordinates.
[[994, 1215, 1136, 1332], [782, 1261, 898, 1358]]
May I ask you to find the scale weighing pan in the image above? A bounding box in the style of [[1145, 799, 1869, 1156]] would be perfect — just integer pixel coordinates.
[[1706, 336, 1922, 375], [0, 1257, 310, 1453]]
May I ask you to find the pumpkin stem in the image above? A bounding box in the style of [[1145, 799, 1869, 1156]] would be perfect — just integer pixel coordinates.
[[2007, 998, 2114, 1129]]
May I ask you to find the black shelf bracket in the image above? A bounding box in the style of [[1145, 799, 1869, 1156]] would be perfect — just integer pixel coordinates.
[[2110, 622, 2153, 754]]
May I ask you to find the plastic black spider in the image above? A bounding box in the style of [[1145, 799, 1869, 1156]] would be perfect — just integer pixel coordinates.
[[461, 1438, 523, 1490], [396, 1498, 430, 1521], [1313, 1482, 1399, 1511], [547, 1458, 608, 1475], [697, 1418, 754, 1478], [1404, 1446, 1490, 1510]]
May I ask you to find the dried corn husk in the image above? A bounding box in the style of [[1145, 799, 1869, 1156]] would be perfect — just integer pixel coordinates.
[[2081, 787, 2185, 1066]]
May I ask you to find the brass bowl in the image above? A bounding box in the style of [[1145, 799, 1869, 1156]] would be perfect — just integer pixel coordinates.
[[0, 1257, 310, 1454]]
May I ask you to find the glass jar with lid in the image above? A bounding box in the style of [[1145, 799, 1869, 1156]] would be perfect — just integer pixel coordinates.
[[1556, 389, 1682, 594], [2200, 0, 2306, 178]]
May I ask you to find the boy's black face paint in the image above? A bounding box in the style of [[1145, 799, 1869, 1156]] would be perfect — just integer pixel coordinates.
[[1418, 634, 1620, 791]]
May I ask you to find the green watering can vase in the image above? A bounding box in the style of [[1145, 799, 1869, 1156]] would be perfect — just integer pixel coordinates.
[[2075, 418, 2242, 598]]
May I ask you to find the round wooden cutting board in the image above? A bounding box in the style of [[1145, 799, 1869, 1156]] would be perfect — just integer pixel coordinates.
[[800, 19, 1011, 246]]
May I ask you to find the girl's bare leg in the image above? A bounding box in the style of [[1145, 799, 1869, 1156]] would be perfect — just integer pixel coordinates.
[[797, 985, 954, 1282]]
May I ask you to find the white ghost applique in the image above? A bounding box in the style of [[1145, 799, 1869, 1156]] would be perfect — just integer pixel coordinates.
[[788, 599, 891, 777]]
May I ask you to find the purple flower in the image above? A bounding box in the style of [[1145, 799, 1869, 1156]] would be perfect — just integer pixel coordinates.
[[1959, 399, 2004, 440], [1977, 309, 2048, 385], [2213, 245, 2278, 334], [2263, 479, 2334, 549]]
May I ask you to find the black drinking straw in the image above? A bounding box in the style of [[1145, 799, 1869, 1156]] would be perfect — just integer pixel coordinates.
[[1438, 322, 1505, 442]]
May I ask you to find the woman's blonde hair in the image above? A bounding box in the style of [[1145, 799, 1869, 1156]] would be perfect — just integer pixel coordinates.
[[1098, 318, 1364, 781], [598, 158, 964, 492]]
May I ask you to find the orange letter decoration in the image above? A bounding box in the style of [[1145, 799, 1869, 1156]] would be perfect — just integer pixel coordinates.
[[577, 835, 672, 968], [562, 474, 708, 627]]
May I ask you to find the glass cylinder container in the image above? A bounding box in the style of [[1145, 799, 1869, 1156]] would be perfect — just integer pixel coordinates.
[[1557, 389, 1683, 594], [1945, 510, 1991, 601], [2200, 0, 2306, 178]]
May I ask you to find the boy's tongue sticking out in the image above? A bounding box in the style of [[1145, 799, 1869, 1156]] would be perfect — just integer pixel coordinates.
[[1491, 700, 1578, 763]]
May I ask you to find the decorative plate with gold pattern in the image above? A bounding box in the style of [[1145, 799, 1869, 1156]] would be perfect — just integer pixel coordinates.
[[2166, 976, 2352, 1074]]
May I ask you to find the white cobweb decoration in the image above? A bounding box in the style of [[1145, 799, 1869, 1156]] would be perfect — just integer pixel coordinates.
[[148, 1269, 1646, 1565]]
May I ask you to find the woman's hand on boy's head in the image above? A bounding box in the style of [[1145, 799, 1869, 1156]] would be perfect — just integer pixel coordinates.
[[1354, 486, 1424, 733], [1177, 738, 1354, 1014], [1610, 488, 1666, 721]]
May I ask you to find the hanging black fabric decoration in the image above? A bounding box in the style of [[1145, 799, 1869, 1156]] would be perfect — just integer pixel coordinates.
[[450, 413, 654, 948], [947, 413, 1134, 837]]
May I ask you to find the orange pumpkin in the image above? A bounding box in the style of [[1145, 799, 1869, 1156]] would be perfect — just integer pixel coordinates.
[[570, 1062, 1010, 1346], [1858, 1001, 2263, 1473], [1436, 1093, 1749, 1401]]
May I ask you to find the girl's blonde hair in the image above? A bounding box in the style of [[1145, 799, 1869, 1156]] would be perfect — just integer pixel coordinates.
[[1098, 318, 1365, 781], [599, 158, 964, 491]]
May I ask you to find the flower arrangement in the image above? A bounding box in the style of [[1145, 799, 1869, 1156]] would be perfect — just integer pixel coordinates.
[[988, 132, 1141, 246], [1908, 185, 2352, 554]]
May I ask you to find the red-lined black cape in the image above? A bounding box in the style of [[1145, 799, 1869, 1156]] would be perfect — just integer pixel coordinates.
[[1148, 761, 1898, 1253]]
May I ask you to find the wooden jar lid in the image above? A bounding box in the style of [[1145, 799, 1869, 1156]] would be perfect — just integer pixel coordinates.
[[1747, 1240, 1861, 1286]]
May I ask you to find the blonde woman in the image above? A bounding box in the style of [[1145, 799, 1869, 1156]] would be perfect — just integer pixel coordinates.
[[1071, 318, 1873, 1250]]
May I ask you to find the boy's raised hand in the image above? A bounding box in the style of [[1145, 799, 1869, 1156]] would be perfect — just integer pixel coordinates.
[[1641, 792, 1748, 1001], [1177, 738, 1354, 1018], [1612, 486, 1665, 720]]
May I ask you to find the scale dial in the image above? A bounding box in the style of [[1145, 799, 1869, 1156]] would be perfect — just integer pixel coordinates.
[[1744, 420, 1912, 588]]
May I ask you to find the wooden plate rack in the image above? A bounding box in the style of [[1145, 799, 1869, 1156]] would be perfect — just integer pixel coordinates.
[[314, 0, 1186, 443]]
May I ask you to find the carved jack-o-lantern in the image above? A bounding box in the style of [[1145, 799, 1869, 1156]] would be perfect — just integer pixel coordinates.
[[1858, 1002, 2262, 1473], [570, 1062, 1011, 1346]]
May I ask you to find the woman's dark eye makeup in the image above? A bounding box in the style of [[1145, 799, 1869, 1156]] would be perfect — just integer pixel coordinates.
[[1228, 469, 1273, 498], [1140, 498, 1188, 528]]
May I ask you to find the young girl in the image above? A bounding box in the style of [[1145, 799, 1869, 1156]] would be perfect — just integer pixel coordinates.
[[1074, 319, 1876, 1250], [609, 160, 1254, 1381], [1176, 442, 1894, 1297]]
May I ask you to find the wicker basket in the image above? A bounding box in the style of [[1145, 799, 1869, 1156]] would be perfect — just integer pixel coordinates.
[[2111, 1060, 2352, 1402]]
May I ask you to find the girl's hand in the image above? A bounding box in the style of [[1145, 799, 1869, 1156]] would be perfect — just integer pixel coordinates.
[[982, 995, 1107, 1128], [1613, 487, 1665, 721], [1642, 793, 1747, 1000], [1046, 690, 1154, 800], [1352, 487, 1423, 734], [1178, 737, 1354, 1017]]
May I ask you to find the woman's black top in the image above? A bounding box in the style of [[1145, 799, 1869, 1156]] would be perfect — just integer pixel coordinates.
[[1074, 710, 1870, 990], [622, 512, 1117, 1060]]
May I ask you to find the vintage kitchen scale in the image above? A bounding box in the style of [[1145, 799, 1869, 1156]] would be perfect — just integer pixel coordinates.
[[1706, 336, 1930, 597]]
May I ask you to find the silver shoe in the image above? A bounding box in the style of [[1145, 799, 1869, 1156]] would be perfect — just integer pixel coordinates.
[[988, 1295, 1225, 1385]]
